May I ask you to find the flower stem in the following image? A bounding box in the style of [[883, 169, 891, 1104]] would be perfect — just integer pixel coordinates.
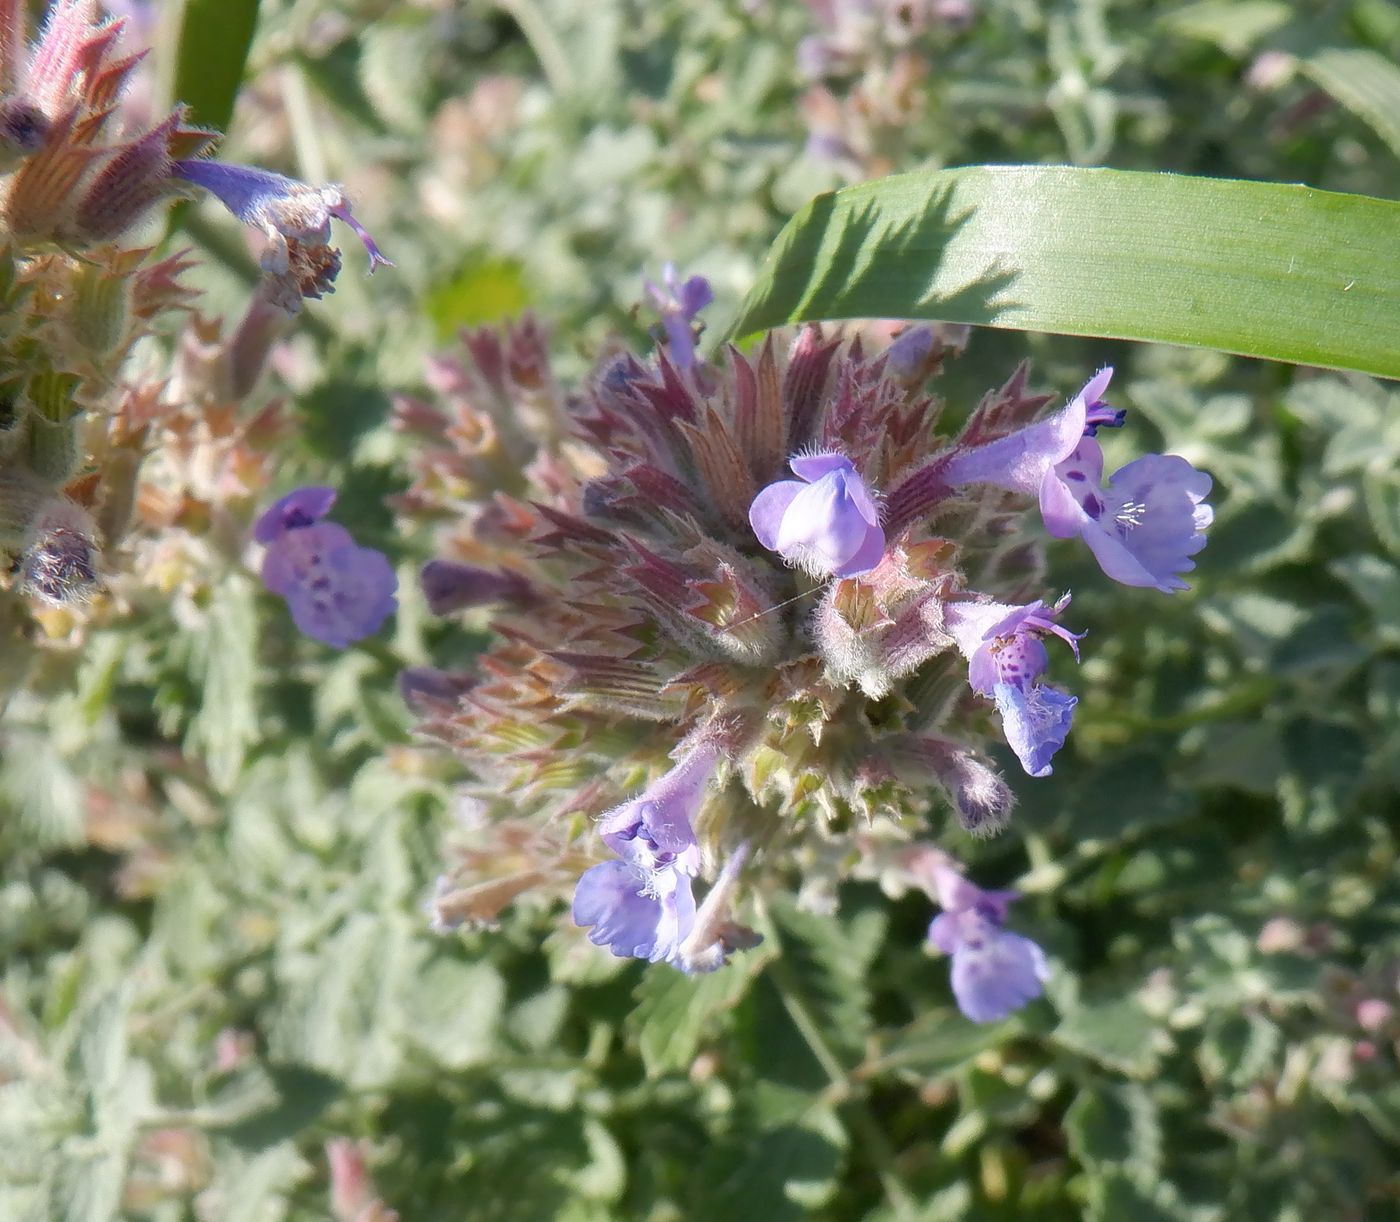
[[767, 946, 919, 1217]]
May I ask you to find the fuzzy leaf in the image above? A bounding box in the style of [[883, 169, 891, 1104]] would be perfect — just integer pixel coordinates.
[[187, 575, 260, 792], [764, 899, 885, 1064], [1052, 995, 1164, 1077], [1065, 1083, 1162, 1177], [630, 946, 772, 1076]]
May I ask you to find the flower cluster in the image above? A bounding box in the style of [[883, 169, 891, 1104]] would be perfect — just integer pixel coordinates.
[[404, 303, 1211, 1019], [254, 487, 397, 649], [0, 0, 391, 703]]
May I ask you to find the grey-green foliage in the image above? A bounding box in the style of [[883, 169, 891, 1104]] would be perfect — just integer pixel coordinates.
[[5, 0, 1400, 1218]]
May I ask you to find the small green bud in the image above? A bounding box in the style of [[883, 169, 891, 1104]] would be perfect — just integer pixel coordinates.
[[70, 262, 129, 356], [22, 369, 83, 482]]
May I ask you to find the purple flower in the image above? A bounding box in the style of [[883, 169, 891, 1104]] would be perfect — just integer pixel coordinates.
[[944, 368, 1214, 592], [572, 859, 697, 963], [749, 452, 886, 578], [645, 264, 713, 370], [1044, 442, 1214, 594], [573, 742, 720, 965], [172, 159, 393, 276], [255, 487, 397, 649], [946, 596, 1082, 778], [928, 865, 1048, 1023], [597, 743, 718, 878]]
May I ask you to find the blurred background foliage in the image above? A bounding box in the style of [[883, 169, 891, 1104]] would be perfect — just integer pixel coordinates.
[[4, 0, 1400, 1217]]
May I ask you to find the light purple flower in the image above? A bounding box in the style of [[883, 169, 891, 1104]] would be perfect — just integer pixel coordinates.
[[944, 368, 1213, 593], [172, 159, 393, 275], [928, 865, 1048, 1023], [596, 743, 718, 878], [1044, 441, 1214, 594], [572, 859, 697, 963], [645, 264, 713, 370], [749, 452, 885, 578], [946, 596, 1082, 778], [255, 487, 397, 649], [572, 742, 721, 965]]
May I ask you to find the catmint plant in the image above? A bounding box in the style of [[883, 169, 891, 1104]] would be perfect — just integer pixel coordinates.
[[407, 307, 1212, 1014], [0, 0, 393, 703]]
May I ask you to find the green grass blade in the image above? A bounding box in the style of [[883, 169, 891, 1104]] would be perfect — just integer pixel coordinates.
[[730, 166, 1400, 379], [171, 0, 262, 132], [1297, 47, 1400, 160]]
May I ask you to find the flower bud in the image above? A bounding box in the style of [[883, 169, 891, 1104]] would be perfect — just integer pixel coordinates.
[[71, 111, 179, 242], [397, 666, 476, 716], [886, 734, 1015, 837], [0, 94, 49, 169], [69, 260, 129, 355], [15, 495, 102, 607], [23, 369, 83, 483], [419, 559, 534, 615]]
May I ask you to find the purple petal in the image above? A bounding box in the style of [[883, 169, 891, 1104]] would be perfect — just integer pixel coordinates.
[[327, 199, 394, 273], [572, 861, 695, 963], [172, 159, 307, 227], [260, 521, 355, 596], [748, 480, 805, 550], [573, 861, 667, 959], [661, 314, 698, 371], [1092, 453, 1213, 592], [944, 599, 1023, 660], [838, 468, 882, 528], [951, 930, 1049, 1023], [1041, 437, 1105, 539], [282, 541, 398, 648], [253, 486, 337, 543], [596, 746, 716, 872], [945, 368, 1111, 494], [790, 452, 855, 482], [676, 275, 714, 318], [831, 520, 886, 577], [774, 472, 874, 572], [993, 681, 1076, 778], [928, 911, 962, 956]]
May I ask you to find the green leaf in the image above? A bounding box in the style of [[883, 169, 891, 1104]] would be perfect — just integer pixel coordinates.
[[1084, 1170, 1200, 1222], [630, 950, 770, 1076], [1197, 1013, 1282, 1089], [213, 1064, 342, 1151], [1297, 47, 1400, 161], [187, 575, 259, 793], [403, 957, 506, 1070], [1160, 1, 1291, 56], [1052, 995, 1164, 1077], [730, 167, 1400, 379], [694, 1086, 846, 1220], [1064, 1083, 1162, 1177], [171, 0, 261, 132], [865, 1007, 1019, 1080]]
